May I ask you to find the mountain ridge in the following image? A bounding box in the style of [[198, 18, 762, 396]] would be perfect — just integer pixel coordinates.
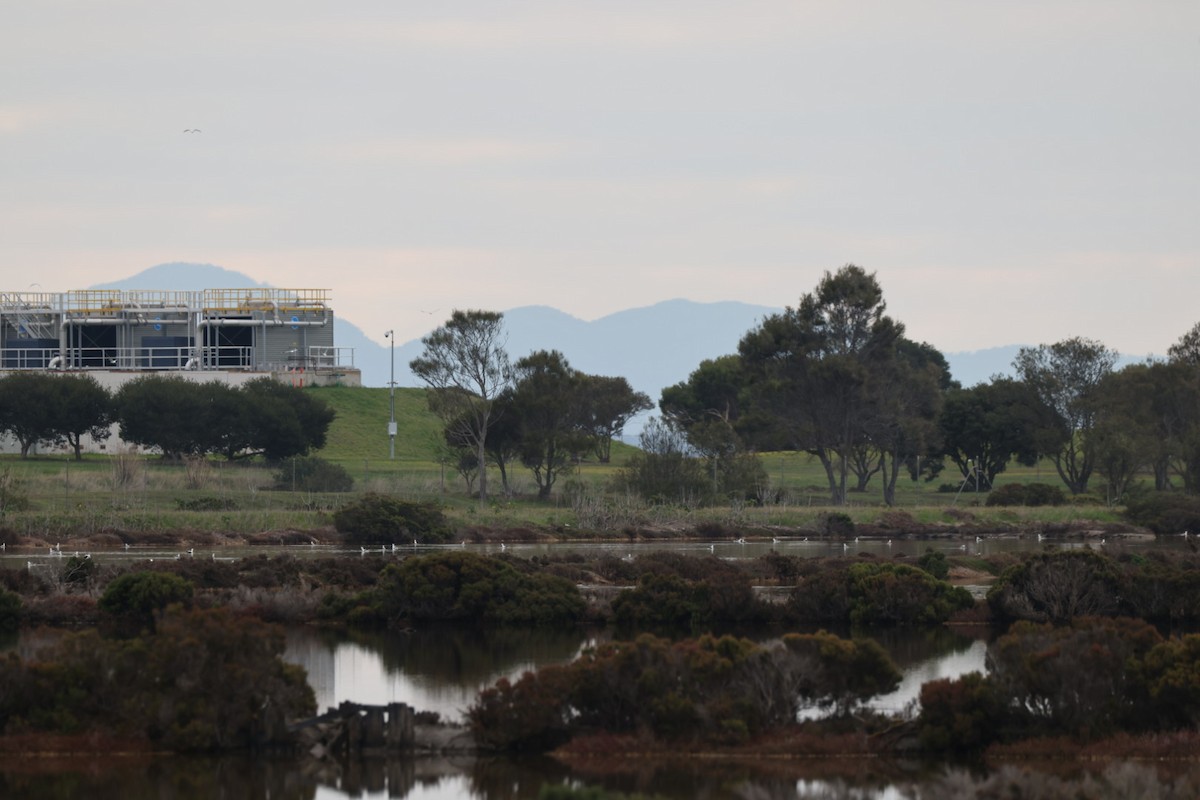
[[90, 262, 1035, 407]]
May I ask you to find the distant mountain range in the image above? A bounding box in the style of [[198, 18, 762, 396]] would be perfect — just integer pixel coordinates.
[[92, 263, 1068, 415]]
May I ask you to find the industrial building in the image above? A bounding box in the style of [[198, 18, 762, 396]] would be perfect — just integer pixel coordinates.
[[0, 287, 358, 384], [0, 287, 359, 455]]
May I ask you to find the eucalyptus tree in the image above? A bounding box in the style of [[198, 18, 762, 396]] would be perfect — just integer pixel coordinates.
[[938, 378, 1058, 491], [1013, 337, 1118, 494], [660, 355, 769, 501], [737, 265, 904, 505], [409, 310, 512, 502], [866, 345, 944, 506], [509, 350, 592, 500], [1168, 320, 1200, 366], [577, 374, 652, 463]]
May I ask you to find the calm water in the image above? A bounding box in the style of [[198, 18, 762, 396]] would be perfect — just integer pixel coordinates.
[[3, 535, 1197, 798]]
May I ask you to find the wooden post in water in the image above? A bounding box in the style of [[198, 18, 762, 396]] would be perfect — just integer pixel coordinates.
[[363, 707, 386, 748]]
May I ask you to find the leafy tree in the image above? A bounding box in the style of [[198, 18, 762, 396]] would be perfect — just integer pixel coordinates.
[[1168, 320, 1200, 366], [866, 341, 945, 505], [578, 374, 652, 463], [660, 355, 746, 434], [737, 265, 904, 505], [471, 395, 522, 494], [114, 375, 216, 459], [52, 374, 114, 460], [0, 373, 61, 457], [410, 310, 512, 502], [660, 355, 768, 501], [509, 350, 593, 500], [1013, 337, 1118, 494], [239, 377, 335, 461], [613, 417, 708, 505], [113, 375, 333, 462], [938, 378, 1058, 491]]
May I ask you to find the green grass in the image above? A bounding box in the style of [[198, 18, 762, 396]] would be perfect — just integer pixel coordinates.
[[0, 384, 1132, 538], [310, 386, 444, 463]]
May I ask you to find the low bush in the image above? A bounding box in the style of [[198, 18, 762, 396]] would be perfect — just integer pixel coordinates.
[[787, 562, 972, 626], [818, 512, 855, 537], [0, 587, 19, 630], [175, 496, 240, 511], [273, 456, 354, 493], [1123, 492, 1200, 534], [0, 607, 314, 750], [469, 631, 900, 752], [985, 483, 1066, 507], [987, 550, 1123, 623], [333, 493, 452, 544], [917, 548, 949, 580], [917, 671, 1006, 754], [98, 571, 194, 630], [369, 551, 587, 626]]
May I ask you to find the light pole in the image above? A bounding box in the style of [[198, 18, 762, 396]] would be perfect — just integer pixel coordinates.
[[384, 330, 396, 459]]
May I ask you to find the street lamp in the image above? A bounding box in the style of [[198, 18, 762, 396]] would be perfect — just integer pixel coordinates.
[[384, 330, 396, 459]]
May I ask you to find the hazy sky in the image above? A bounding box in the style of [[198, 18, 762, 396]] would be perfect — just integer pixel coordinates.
[[3, 1, 1197, 354]]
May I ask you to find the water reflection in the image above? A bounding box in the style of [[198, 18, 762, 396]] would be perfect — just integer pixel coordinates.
[[285, 622, 988, 725], [5, 754, 1198, 800], [285, 626, 595, 719]]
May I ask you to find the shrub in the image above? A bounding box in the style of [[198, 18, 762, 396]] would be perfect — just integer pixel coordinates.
[[818, 512, 855, 537], [917, 548, 949, 580], [98, 571, 194, 630], [985, 482, 1066, 507], [988, 617, 1163, 738], [175, 496, 240, 511], [845, 562, 974, 626], [274, 456, 354, 493], [0, 588, 19, 630], [917, 672, 1005, 754], [988, 550, 1124, 623], [469, 630, 901, 752], [60, 554, 96, 588], [371, 551, 586, 626], [787, 562, 972, 626], [333, 493, 452, 544], [1135, 633, 1200, 730], [1123, 492, 1200, 534], [0, 607, 314, 749], [611, 573, 705, 633], [786, 566, 853, 623]]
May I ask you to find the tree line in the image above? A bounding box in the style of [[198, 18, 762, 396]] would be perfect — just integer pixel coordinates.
[[651, 264, 1200, 506], [409, 310, 652, 500], [0, 373, 333, 461]]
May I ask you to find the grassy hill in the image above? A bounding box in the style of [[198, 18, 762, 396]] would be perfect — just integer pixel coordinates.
[[309, 386, 444, 463]]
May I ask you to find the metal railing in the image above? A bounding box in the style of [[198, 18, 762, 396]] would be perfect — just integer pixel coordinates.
[[1, 345, 356, 372]]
